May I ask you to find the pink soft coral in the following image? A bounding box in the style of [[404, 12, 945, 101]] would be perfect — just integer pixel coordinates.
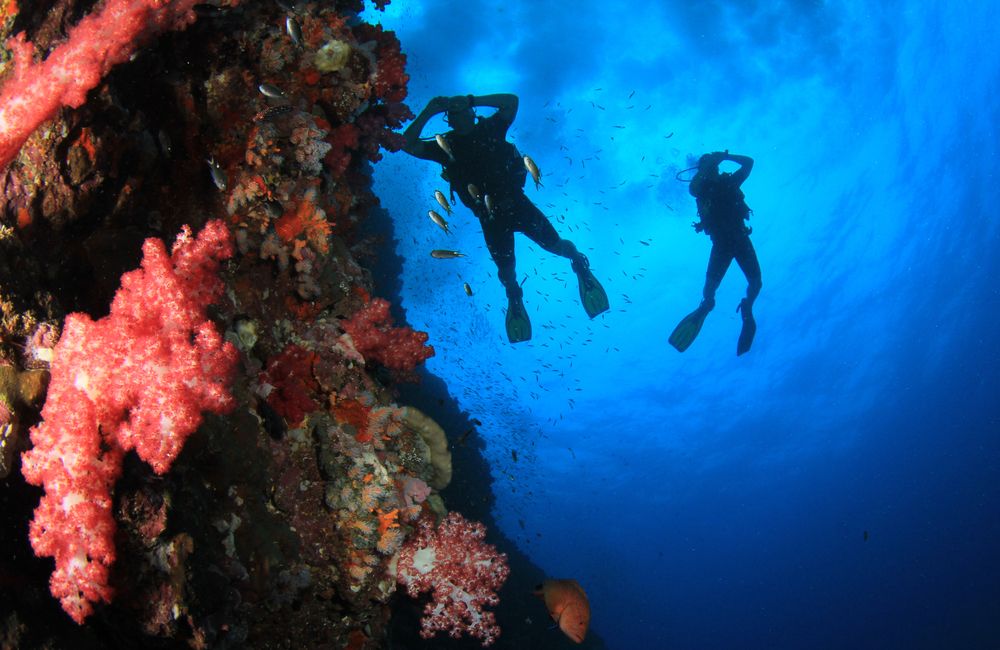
[[396, 512, 510, 646], [20, 220, 237, 623]]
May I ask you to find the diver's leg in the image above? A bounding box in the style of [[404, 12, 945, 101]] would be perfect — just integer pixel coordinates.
[[733, 235, 761, 355], [668, 242, 729, 352], [733, 236, 762, 307], [701, 240, 733, 312], [483, 225, 519, 300], [518, 198, 609, 317], [484, 224, 531, 342], [514, 195, 588, 266]]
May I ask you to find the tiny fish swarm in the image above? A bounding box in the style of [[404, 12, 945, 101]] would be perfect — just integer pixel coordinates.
[[396, 511, 511, 646], [19, 220, 237, 624]]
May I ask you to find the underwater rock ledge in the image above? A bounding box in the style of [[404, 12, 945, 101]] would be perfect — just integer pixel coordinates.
[[0, 0, 608, 647]]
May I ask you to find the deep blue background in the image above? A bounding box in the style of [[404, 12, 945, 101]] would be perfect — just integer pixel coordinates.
[[364, 2, 999, 648]]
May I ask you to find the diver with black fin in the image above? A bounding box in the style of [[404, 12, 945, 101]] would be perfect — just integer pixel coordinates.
[[402, 94, 609, 344], [670, 150, 761, 355]]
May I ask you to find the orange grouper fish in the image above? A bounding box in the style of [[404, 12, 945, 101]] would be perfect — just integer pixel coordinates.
[[534, 578, 590, 644]]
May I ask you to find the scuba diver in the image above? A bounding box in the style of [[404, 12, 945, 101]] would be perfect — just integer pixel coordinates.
[[402, 93, 609, 344], [669, 150, 762, 356]]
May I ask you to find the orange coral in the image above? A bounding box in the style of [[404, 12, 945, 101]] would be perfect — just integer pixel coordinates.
[[376, 508, 399, 536], [376, 527, 403, 554], [376, 509, 402, 553], [349, 518, 374, 536], [275, 187, 332, 253], [359, 483, 385, 511], [332, 398, 372, 441]]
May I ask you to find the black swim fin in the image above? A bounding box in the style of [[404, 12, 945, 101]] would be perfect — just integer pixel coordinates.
[[573, 259, 609, 318], [736, 299, 756, 356], [669, 302, 711, 352], [506, 296, 532, 343]]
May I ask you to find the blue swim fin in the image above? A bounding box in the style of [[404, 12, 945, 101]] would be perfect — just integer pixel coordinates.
[[573, 259, 609, 318], [506, 296, 532, 343], [669, 302, 711, 352], [736, 299, 756, 356]]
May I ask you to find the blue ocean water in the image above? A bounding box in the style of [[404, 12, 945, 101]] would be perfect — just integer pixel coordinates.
[[365, 2, 999, 648]]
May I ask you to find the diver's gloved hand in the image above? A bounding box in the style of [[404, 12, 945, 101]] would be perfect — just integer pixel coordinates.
[[709, 151, 727, 165], [426, 96, 449, 113], [692, 221, 704, 233]]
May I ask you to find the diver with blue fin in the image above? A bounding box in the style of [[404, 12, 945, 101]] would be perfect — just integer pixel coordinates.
[[402, 94, 609, 344], [670, 150, 761, 355]]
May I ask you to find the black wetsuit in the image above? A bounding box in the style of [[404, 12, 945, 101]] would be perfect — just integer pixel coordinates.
[[439, 114, 582, 299], [691, 172, 762, 305]]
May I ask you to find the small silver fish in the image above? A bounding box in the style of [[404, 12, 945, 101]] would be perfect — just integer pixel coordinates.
[[466, 183, 481, 202], [524, 155, 543, 189], [484, 194, 496, 216], [206, 158, 227, 191], [435, 134, 454, 161], [434, 190, 452, 215], [430, 249, 466, 259], [463, 282, 473, 296], [428, 209, 450, 234], [285, 15, 302, 47], [258, 83, 285, 99]]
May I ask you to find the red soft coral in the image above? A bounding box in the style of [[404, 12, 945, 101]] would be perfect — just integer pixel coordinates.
[[396, 512, 510, 646], [341, 297, 434, 372], [20, 220, 237, 623], [260, 344, 320, 427], [354, 110, 409, 164], [323, 123, 361, 177], [355, 23, 409, 104]]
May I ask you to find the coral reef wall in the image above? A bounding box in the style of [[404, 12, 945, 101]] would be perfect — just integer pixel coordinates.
[[0, 1, 523, 648]]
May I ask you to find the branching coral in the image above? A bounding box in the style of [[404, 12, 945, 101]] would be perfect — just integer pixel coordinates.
[[20, 220, 237, 623], [396, 512, 510, 646]]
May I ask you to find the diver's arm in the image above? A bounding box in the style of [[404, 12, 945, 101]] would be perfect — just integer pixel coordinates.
[[725, 153, 754, 185], [402, 96, 449, 160], [470, 93, 519, 125]]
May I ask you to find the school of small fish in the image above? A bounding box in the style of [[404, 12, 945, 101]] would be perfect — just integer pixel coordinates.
[[398, 90, 682, 647]]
